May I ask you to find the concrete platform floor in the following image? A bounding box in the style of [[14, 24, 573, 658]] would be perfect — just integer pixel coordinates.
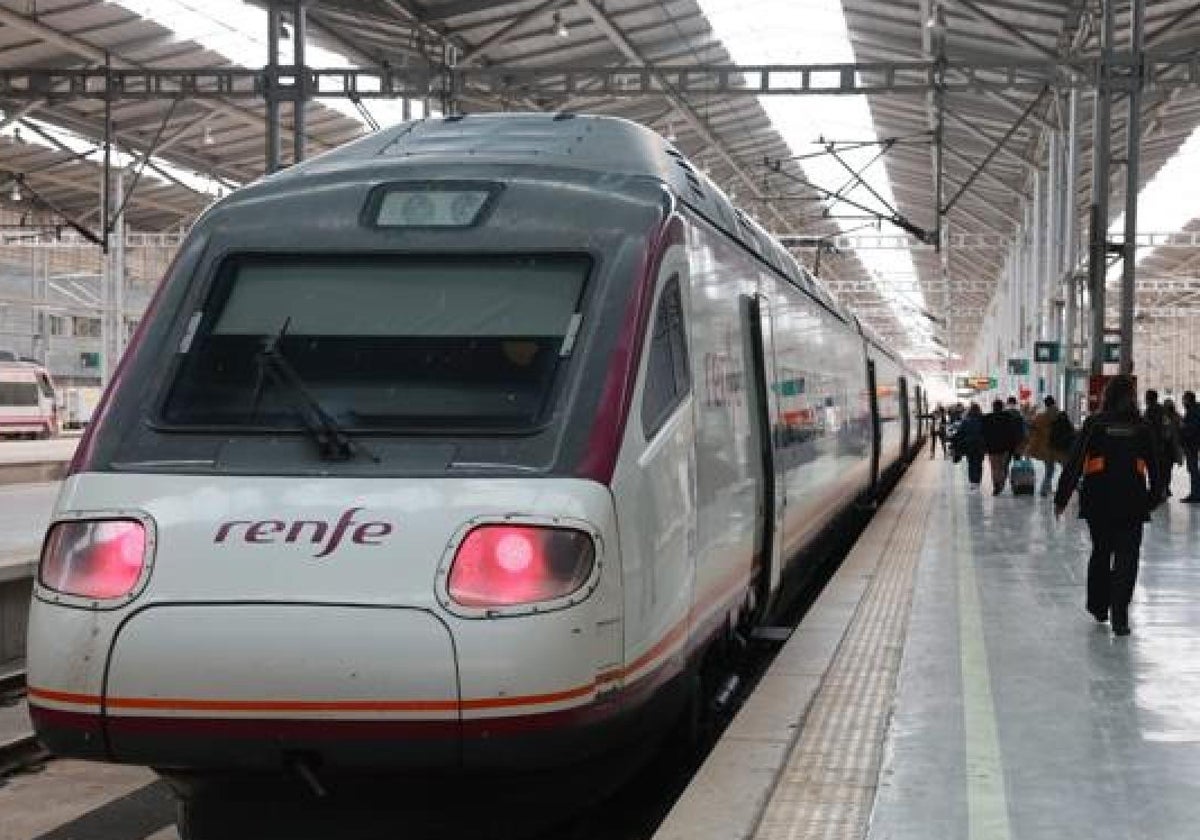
[[866, 459, 1200, 840]]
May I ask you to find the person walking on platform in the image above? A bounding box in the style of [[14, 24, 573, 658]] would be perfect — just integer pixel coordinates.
[[1163, 397, 1185, 496], [1006, 396, 1029, 453], [1181, 391, 1200, 502], [952, 403, 986, 490], [1027, 395, 1069, 497], [1144, 389, 1178, 501], [983, 399, 1019, 494], [928, 405, 945, 459], [1055, 375, 1163, 636]]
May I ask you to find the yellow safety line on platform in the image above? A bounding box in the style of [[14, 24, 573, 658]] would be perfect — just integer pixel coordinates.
[[752, 461, 935, 840], [954, 483, 1013, 840]]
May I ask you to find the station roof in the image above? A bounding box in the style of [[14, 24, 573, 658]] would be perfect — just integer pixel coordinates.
[[0, 0, 1198, 362]]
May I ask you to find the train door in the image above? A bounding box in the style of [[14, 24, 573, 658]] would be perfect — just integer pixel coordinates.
[[915, 385, 925, 441], [899, 376, 911, 456], [867, 358, 881, 494], [740, 294, 786, 618]]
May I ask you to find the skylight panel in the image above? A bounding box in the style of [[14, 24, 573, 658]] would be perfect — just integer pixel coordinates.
[[112, 0, 423, 129], [696, 0, 934, 353], [1107, 123, 1200, 278]]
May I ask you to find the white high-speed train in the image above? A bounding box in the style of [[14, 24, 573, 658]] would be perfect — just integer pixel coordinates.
[[27, 114, 923, 833]]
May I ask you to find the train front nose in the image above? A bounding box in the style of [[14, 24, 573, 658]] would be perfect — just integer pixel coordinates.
[[29, 476, 619, 774], [101, 604, 460, 769]]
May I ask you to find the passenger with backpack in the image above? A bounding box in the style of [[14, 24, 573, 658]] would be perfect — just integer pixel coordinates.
[[1055, 375, 1163, 636], [1026, 395, 1071, 497]]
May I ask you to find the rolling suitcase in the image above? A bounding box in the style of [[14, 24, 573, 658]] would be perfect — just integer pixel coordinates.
[[1010, 457, 1036, 495]]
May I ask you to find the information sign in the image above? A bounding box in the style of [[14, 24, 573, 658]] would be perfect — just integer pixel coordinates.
[[1007, 358, 1030, 375], [1034, 341, 1061, 363]]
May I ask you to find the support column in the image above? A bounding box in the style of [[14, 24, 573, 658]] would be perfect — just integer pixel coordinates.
[[291, 0, 307, 164], [265, 1, 282, 174], [1088, 0, 1115, 375], [1118, 0, 1145, 376], [100, 168, 125, 387], [1063, 88, 1080, 415]]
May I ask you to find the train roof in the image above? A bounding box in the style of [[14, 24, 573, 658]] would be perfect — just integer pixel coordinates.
[[255, 112, 862, 331]]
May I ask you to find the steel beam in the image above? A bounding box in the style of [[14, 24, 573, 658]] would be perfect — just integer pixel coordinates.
[[0, 6, 326, 157], [942, 87, 1046, 214], [1088, 0, 1116, 376], [943, 107, 1039, 174], [266, 2, 282, 174], [0, 55, 1195, 102], [1118, 0, 1145, 376], [292, 0, 308, 164]]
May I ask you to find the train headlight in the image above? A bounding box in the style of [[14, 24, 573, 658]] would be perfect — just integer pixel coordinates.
[[448, 524, 594, 608], [368, 183, 499, 229], [39, 519, 147, 600]]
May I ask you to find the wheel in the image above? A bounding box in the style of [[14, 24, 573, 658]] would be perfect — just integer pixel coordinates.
[[176, 797, 257, 840], [176, 799, 218, 840]]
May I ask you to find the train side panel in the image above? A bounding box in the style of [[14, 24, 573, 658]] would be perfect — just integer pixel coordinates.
[[760, 269, 874, 561], [609, 236, 702, 695]]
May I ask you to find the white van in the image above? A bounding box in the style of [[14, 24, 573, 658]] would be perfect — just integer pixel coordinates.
[[0, 361, 59, 439]]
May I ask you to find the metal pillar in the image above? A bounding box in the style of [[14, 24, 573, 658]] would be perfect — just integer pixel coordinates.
[[265, 2, 282, 173], [1063, 88, 1080, 414], [1088, 0, 1115, 375], [30, 247, 47, 364], [291, 0, 307, 164], [100, 168, 125, 387], [1118, 0, 1145, 375]]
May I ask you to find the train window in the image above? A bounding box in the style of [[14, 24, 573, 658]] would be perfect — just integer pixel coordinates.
[[159, 254, 590, 433], [641, 277, 690, 439], [0, 380, 39, 406]]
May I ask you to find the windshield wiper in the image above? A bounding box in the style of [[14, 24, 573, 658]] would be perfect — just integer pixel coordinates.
[[254, 320, 379, 463]]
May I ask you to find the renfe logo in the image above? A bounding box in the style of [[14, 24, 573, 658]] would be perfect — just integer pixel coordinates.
[[214, 508, 394, 558]]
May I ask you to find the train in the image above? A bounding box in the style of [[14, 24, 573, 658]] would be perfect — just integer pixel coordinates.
[[26, 114, 924, 835], [0, 358, 59, 439]]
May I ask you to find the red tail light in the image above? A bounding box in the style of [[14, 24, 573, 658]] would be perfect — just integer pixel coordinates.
[[39, 520, 148, 600], [448, 525, 594, 608]]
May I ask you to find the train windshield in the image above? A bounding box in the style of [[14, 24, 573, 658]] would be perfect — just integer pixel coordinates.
[[0, 378, 39, 406], [161, 255, 589, 432]]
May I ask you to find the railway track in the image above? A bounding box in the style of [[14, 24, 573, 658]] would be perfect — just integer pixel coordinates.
[[0, 667, 47, 776]]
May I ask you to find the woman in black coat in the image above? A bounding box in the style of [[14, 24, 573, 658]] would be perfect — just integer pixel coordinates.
[[1054, 375, 1163, 636]]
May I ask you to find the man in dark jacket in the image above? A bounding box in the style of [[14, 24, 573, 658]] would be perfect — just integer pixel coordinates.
[[1055, 375, 1162, 635], [981, 399, 1019, 494], [1144, 389, 1174, 502], [1181, 390, 1200, 502]]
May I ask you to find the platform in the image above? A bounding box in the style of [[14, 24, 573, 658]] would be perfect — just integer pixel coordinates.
[[0, 438, 77, 486], [659, 457, 1200, 840]]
